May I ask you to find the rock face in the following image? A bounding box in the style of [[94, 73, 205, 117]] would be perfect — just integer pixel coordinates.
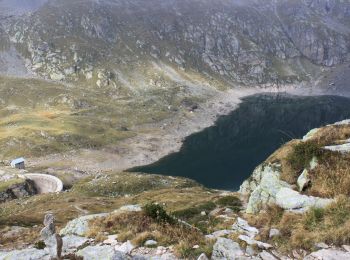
[[304, 248, 350, 260], [0, 179, 37, 203], [276, 188, 333, 212], [59, 213, 109, 236], [211, 237, 245, 260], [40, 213, 63, 259], [0, 0, 349, 86], [240, 160, 333, 213], [239, 163, 291, 214]]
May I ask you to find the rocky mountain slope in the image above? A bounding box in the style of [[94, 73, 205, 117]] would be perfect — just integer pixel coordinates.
[[1, 120, 350, 259], [0, 0, 350, 87]]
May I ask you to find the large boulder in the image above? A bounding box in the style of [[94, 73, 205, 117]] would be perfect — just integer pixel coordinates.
[[77, 245, 116, 260], [211, 237, 245, 260], [304, 248, 350, 260], [240, 164, 291, 214], [59, 213, 109, 236], [276, 188, 333, 211], [0, 248, 49, 260]]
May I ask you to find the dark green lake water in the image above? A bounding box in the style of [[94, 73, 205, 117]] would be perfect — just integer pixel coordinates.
[[130, 94, 350, 190]]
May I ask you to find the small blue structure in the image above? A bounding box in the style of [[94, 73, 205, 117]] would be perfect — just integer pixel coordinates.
[[11, 157, 25, 169]]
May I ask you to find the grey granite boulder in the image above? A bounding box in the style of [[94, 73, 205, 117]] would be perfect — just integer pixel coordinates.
[[0, 248, 49, 260], [276, 188, 333, 211], [240, 163, 291, 214], [59, 213, 109, 236], [77, 245, 116, 260], [304, 248, 350, 260], [211, 237, 245, 260]]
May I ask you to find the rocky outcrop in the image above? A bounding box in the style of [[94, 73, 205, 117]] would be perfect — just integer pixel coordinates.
[[40, 213, 63, 259], [239, 163, 291, 214], [59, 213, 109, 237], [1, 0, 349, 86], [276, 188, 333, 212], [0, 179, 36, 203]]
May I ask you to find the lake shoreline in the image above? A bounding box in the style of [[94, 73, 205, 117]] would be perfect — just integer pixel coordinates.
[[28, 84, 346, 181]]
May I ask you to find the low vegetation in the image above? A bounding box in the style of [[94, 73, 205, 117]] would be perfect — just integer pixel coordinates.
[[87, 204, 214, 258], [249, 192, 350, 252]]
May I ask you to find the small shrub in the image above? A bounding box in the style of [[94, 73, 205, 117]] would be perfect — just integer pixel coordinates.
[[216, 196, 242, 212], [143, 203, 175, 224], [287, 141, 322, 174], [172, 201, 216, 220], [34, 240, 46, 249]]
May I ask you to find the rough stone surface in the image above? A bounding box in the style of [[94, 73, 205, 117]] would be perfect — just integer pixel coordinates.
[[259, 251, 278, 260], [232, 217, 259, 238], [324, 143, 350, 153], [297, 169, 310, 192], [62, 235, 89, 254], [276, 187, 333, 211], [0, 248, 49, 260], [238, 235, 273, 250], [197, 253, 209, 260], [144, 240, 157, 247], [205, 229, 234, 239], [115, 240, 135, 254], [240, 164, 291, 214], [40, 213, 62, 259], [77, 245, 116, 260], [269, 228, 280, 238], [304, 248, 350, 260], [59, 213, 109, 236], [211, 237, 245, 260]]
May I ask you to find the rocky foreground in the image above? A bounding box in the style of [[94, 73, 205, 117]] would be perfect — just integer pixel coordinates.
[[1, 120, 350, 259]]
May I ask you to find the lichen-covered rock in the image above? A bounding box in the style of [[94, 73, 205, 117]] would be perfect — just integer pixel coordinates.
[[59, 213, 109, 236], [0, 248, 49, 260], [276, 188, 333, 211], [77, 245, 116, 260], [304, 248, 350, 260], [240, 163, 291, 214], [297, 169, 310, 192], [40, 213, 62, 259], [211, 237, 245, 260]]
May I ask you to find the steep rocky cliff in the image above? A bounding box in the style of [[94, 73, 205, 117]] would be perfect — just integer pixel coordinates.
[[0, 0, 349, 87]]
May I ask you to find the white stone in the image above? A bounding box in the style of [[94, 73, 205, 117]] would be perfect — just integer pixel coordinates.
[[276, 188, 333, 211], [297, 169, 310, 192], [118, 204, 142, 212], [240, 164, 291, 214], [324, 143, 350, 153], [62, 235, 89, 254], [201, 211, 206, 216], [205, 229, 234, 239], [197, 253, 209, 260], [211, 237, 245, 260], [0, 248, 49, 260], [59, 213, 109, 236], [192, 245, 199, 249], [259, 251, 278, 260], [103, 235, 118, 245], [77, 245, 115, 260], [303, 128, 320, 141], [315, 242, 329, 249], [238, 234, 273, 249], [115, 240, 135, 254], [232, 217, 259, 238], [304, 249, 350, 260], [342, 245, 350, 252], [144, 240, 157, 247], [269, 228, 281, 238]]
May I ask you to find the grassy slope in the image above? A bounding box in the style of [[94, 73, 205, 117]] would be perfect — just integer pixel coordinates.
[[247, 123, 350, 252]]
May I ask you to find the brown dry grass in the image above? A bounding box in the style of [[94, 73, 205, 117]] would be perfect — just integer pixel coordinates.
[[87, 211, 211, 258], [308, 152, 350, 197], [248, 196, 350, 252]]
